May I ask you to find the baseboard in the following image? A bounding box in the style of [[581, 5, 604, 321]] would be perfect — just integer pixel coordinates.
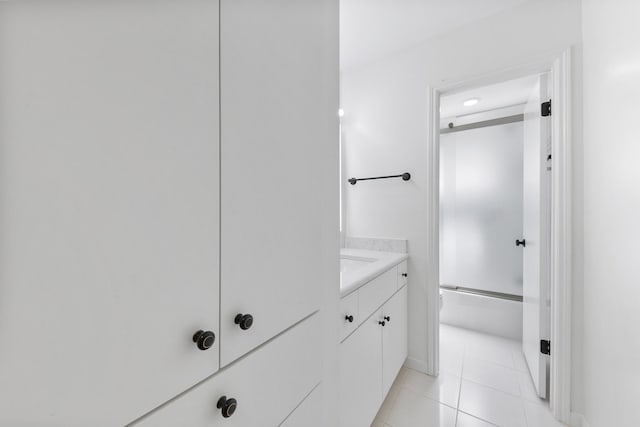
[[571, 412, 590, 427], [403, 357, 429, 375]]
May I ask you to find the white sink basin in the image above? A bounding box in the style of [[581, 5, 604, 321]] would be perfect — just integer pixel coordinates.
[[340, 256, 376, 273]]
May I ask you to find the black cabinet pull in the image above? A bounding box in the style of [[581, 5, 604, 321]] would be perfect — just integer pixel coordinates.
[[401, 273, 408, 277], [192, 330, 216, 351], [384, 316, 391, 322], [217, 396, 238, 418], [378, 320, 386, 327], [516, 239, 526, 247], [345, 315, 354, 323], [234, 313, 254, 330]]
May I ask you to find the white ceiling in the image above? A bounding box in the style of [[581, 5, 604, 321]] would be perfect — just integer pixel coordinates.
[[340, 0, 530, 69], [440, 74, 539, 119]]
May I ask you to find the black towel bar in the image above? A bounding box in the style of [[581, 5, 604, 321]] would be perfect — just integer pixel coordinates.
[[348, 172, 411, 185]]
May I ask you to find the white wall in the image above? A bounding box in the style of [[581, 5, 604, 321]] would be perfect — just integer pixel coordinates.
[[341, 0, 584, 411], [582, 2, 640, 426]]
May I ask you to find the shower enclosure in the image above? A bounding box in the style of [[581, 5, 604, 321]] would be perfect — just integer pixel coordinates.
[[439, 117, 525, 339]]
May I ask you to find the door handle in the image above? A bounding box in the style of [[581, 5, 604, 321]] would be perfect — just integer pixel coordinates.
[[516, 239, 526, 247]]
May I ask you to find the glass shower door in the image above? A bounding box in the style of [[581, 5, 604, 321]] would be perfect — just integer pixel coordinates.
[[439, 121, 524, 296]]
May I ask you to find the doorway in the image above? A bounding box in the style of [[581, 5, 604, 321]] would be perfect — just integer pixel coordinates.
[[425, 50, 573, 425], [438, 73, 553, 426]]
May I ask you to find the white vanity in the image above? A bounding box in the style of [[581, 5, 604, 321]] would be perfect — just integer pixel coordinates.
[[338, 248, 409, 427]]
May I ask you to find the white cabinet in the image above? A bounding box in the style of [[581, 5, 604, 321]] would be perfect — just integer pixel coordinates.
[[382, 286, 408, 396], [0, 0, 338, 425], [0, 2, 220, 425], [280, 385, 323, 427], [339, 309, 384, 427], [133, 315, 321, 427], [339, 285, 407, 427], [219, 0, 334, 366], [339, 277, 408, 427]]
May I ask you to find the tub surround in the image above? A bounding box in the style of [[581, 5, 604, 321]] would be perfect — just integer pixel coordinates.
[[440, 288, 523, 340], [340, 248, 408, 297]]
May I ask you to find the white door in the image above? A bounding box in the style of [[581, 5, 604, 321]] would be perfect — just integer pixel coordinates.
[[522, 74, 551, 398], [0, 2, 220, 425], [219, 0, 334, 366], [382, 287, 408, 395]]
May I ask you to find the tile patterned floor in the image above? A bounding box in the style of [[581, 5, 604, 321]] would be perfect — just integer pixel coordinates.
[[371, 325, 569, 427]]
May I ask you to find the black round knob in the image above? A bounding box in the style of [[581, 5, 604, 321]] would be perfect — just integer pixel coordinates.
[[379, 320, 386, 327], [234, 313, 254, 330], [402, 273, 408, 277], [345, 315, 354, 323], [384, 316, 391, 322], [217, 396, 238, 418], [516, 239, 526, 247], [192, 330, 216, 351]]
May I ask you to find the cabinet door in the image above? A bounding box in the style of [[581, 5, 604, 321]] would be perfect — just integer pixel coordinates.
[[382, 287, 408, 395], [0, 2, 220, 425], [339, 310, 384, 427], [132, 315, 322, 427], [219, 0, 336, 365]]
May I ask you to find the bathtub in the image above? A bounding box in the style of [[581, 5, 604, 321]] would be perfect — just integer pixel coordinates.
[[439, 288, 523, 340]]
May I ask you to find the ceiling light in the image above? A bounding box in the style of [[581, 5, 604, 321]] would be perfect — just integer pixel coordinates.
[[463, 98, 480, 107], [338, 108, 345, 117]]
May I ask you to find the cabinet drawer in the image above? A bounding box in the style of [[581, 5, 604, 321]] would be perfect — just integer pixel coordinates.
[[132, 315, 321, 427], [397, 261, 408, 288], [280, 384, 322, 427], [339, 290, 359, 341], [358, 267, 397, 321]]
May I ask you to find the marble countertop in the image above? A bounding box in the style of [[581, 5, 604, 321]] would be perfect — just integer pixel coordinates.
[[340, 248, 408, 297]]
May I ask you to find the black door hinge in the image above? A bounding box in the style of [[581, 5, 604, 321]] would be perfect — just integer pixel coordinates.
[[541, 100, 552, 117], [540, 339, 551, 355]]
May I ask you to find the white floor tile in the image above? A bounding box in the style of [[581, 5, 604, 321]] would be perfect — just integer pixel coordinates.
[[462, 358, 521, 397], [464, 336, 516, 369], [441, 323, 469, 344], [441, 346, 465, 376], [458, 380, 527, 427], [511, 349, 529, 372], [386, 388, 457, 427], [375, 378, 402, 423], [517, 370, 546, 404], [456, 411, 497, 426], [523, 401, 570, 426], [373, 325, 561, 427], [402, 368, 461, 408]]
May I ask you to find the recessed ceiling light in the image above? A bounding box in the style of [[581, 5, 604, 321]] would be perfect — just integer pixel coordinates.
[[338, 108, 345, 117], [463, 98, 480, 107]]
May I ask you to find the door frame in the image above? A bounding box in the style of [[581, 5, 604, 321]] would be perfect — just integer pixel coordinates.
[[426, 48, 573, 423]]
